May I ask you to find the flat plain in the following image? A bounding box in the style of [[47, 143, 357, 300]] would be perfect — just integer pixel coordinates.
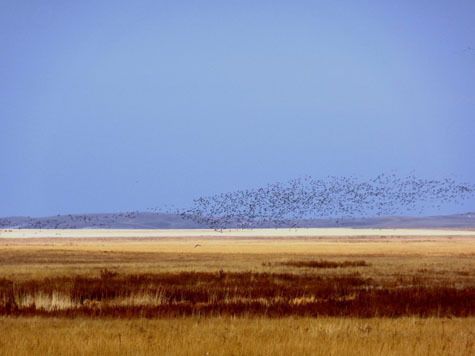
[[0, 228, 474, 355]]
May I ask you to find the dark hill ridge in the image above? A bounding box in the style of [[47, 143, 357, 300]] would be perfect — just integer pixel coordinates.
[[0, 212, 474, 229]]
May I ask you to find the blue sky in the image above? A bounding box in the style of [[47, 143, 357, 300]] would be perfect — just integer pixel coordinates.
[[1, 1, 474, 217]]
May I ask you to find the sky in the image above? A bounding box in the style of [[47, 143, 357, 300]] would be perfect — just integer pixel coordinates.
[[1, 0, 474, 217]]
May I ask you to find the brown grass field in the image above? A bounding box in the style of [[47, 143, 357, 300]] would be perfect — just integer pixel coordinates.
[[0, 228, 474, 355]]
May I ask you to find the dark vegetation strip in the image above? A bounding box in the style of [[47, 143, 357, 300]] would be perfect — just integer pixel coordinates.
[[0, 271, 474, 318], [280, 259, 370, 268]]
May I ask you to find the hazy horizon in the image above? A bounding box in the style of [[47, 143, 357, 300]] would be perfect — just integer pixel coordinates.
[[2, 210, 475, 220]]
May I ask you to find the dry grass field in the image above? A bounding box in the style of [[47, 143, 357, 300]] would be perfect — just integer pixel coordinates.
[[0, 228, 474, 355], [1, 317, 474, 356]]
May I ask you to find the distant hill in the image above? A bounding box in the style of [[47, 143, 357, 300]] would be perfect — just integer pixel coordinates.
[[0, 212, 206, 229], [0, 212, 474, 229]]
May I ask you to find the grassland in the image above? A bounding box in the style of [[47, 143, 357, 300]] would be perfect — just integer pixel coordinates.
[[1, 317, 474, 356], [0, 228, 474, 355]]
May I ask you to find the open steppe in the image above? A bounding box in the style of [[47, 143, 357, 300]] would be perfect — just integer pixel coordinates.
[[0, 228, 474, 355]]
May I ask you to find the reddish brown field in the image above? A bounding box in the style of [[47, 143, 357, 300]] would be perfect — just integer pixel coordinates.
[[1, 269, 474, 318]]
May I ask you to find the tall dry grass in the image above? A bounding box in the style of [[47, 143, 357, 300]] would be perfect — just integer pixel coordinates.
[[1, 270, 473, 317], [0, 316, 473, 356]]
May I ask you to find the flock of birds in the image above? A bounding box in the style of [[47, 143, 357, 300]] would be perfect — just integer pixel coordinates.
[[175, 173, 475, 230], [1, 173, 473, 230]]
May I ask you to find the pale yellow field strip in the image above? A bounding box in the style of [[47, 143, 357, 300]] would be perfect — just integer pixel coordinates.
[[1, 228, 475, 239], [5, 241, 470, 256], [1, 230, 474, 256]]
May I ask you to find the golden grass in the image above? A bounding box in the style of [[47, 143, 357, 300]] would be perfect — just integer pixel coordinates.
[[0, 229, 474, 354], [0, 232, 474, 285], [0, 316, 473, 356]]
